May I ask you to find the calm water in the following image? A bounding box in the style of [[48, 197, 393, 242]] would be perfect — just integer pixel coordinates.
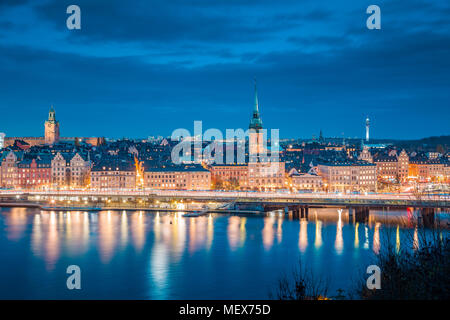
[[0, 207, 448, 299]]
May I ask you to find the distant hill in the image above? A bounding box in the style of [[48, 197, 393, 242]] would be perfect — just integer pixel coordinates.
[[394, 135, 450, 152], [283, 135, 449, 153]]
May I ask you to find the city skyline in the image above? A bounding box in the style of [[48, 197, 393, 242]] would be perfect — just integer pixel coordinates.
[[2, 103, 448, 143], [0, 1, 449, 303], [0, 0, 449, 139]]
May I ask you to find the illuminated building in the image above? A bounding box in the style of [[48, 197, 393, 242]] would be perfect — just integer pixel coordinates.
[[51, 152, 91, 188], [397, 149, 409, 182], [209, 164, 248, 189], [44, 106, 60, 145], [374, 155, 398, 181], [358, 146, 373, 163], [144, 166, 211, 190], [249, 80, 264, 158], [408, 157, 446, 182], [17, 157, 51, 190], [317, 161, 377, 192], [359, 148, 410, 183], [289, 170, 323, 191], [0, 151, 21, 188], [90, 159, 136, 190], [247, 81, 286, 191]]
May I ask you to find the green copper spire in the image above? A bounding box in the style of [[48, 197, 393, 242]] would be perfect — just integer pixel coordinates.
[[249, 79, 263, 130], [254, 79, 259, 113]]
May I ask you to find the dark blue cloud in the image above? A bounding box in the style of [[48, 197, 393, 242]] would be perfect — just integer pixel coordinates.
[[0, 0, 449, 140]]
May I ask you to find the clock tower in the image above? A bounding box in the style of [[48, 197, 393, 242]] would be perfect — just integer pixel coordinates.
[[44, 106, 60, 145]]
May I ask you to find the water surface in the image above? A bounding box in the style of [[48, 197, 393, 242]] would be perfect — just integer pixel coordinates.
[[0, 207, 447, 299]]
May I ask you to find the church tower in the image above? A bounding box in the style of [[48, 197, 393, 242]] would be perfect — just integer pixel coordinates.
[[45, 106, 60, 145], [249, 80, 264, 159]]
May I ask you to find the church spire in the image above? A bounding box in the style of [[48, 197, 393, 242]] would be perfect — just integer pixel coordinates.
[[254, 78, 259, 113], [249, 79, 263, 130]]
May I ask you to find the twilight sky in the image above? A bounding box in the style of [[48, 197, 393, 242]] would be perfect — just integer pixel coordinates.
[[0, 0, 449, 140]]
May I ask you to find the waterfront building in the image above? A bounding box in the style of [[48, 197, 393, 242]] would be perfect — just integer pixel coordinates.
[[373, 155, 398, 182], [0, 151, 22, 188], [51, 152, 91, 189], [209, 163, 248, 189], [359, 148, 409, 184], [144, 166, 211, 190], [445, 163, 450, 183], [17, 156, 51, 190], [248, 160, 286, 191], [289, 169, 323, 191], [408, 157, 446, 182], [90, 158, 136, 190], [317, 161, 377, 192], [51, 152, 70, 187], [69, 153, 91, 188]]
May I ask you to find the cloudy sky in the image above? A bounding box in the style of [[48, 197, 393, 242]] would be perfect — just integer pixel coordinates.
[[0, 0, 449, 140]]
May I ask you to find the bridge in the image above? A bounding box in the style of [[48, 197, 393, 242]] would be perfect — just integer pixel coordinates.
[[1, 189, 448, 227], [0, 189, 449, 209]]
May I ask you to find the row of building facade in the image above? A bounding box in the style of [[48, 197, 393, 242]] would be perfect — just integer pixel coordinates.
[[1, 89, 449, 192]]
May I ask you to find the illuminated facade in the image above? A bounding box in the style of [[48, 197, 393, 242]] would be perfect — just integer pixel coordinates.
[[90, 160, 136, 190], [249, 81, 264, 158], [289, 172, 323, 191], [144, 167, 211, 190], [248, 161, 286, 191], [317, 161, 377, 192], [51, 152, 91, 188], [358, 146, 373, 163], [247, 81, 286, 191], [69, 153, 91, 187], [209, 164, 248, 189], [359, 148, 410, 183], [397, 149, 409, 182], [0, 151, 21, 188], [374, 156, 398, 181], [408, 158, 446, 181], [44, 106, 60, 145], [17, 158, 51, 190]]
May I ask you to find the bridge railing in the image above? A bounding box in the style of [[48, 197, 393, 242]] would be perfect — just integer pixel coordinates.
[[1, 189, 449, 205]]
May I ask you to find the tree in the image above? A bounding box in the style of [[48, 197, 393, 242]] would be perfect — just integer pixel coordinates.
[[212, 176, 224, 190], [228, 178, 240, 190], [270, 260, 330, 300]]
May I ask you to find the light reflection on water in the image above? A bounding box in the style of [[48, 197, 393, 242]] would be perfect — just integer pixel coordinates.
[[0, 206, 448, 299]]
